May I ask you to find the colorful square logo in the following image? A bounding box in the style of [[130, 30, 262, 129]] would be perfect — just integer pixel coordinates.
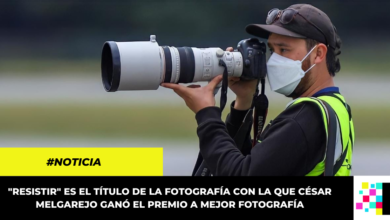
[[354, 176, 390, 220], [356, 181, 386, 216]]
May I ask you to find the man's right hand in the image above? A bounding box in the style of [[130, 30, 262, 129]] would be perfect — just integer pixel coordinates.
[[226, 47, 259, 110]]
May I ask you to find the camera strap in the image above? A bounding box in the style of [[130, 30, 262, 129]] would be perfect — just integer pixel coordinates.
[[219, 59, 229, 113], [231, 79, 259, 152], [252, 78, 268, 146]]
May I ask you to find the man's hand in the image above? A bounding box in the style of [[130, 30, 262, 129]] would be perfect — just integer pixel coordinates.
[[161, 75, 223, 114], [226, 47, 259, 110]]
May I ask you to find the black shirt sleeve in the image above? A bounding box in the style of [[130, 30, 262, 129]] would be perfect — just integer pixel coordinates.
[[195, 101, 326, 176], [225, 101, 253, 156]]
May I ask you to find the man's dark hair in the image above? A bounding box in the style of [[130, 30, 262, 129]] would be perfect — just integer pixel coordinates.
[[305, 34, 341, 77]]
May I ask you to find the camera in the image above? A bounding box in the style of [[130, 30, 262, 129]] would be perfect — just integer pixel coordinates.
[[101, 35, 267, 92]]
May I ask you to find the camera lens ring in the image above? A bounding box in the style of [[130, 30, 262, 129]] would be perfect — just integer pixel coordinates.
[[171, 47, 180, 83], [162, 46, 172, 83], [101, 41, 121, 92], [177, 47, 195, 83]]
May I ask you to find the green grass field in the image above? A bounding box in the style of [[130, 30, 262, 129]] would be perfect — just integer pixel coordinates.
[[1, 104, 388, 141]]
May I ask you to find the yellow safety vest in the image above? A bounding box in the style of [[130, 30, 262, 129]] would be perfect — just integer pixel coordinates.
[[286, 93, 355, 176]]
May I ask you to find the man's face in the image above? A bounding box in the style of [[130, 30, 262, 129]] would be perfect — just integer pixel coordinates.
[[267, 33, 315, 98]]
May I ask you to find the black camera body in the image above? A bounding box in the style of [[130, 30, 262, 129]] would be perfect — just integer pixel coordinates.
[[237, 38, 267, 81]]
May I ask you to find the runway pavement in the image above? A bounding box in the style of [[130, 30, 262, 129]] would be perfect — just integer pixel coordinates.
[[0, 74, 389, 175], [1, 74, 390, 106], [0, 135, 387, 176]]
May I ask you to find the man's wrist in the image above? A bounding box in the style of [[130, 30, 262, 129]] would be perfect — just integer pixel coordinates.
[[234, 96, 253, 110]]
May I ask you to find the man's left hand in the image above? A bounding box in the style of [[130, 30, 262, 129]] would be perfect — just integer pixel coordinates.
[[161, 75, 223, 114]]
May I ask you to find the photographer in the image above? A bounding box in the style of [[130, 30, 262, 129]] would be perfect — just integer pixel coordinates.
[[161, 4, 354, 176]]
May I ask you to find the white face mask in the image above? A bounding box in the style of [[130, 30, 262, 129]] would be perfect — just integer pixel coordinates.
[[266, 45, 317, 96]]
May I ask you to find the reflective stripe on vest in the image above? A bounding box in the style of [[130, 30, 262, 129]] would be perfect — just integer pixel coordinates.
[[287, 94, 354, 176]]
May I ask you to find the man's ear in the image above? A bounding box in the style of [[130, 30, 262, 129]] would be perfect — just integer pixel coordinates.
[[314, 43, 327, 64]]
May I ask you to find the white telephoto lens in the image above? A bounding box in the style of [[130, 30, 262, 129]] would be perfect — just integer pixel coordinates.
[[101, 36, 243, 92]]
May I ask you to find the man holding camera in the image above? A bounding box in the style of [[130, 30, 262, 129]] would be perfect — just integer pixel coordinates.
[[162, 4, 354, 176]]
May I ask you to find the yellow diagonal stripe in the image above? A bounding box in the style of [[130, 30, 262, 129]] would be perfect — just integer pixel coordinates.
[[0, 148, 163, 176]]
